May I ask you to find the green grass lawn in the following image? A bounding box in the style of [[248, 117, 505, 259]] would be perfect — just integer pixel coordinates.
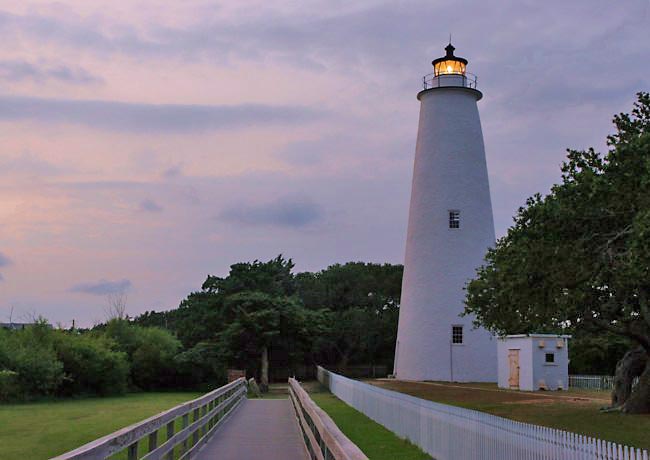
[[311, 392, 431, 460], [0, 392, 201, 460], [370, 380, 650, 451]]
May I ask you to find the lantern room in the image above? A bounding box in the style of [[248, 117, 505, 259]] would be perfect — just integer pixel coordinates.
[[432, 43, 467, 76], [421, 43, 479, 95]]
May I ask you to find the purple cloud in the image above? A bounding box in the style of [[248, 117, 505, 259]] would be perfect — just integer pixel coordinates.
[[0, 252, 11, 282], [139, 199, 163, 213], [0, 252, 11, 268], [220, 198, 323, 228], [0, 96, 326, 133], [0, 59, 101, 84], [70, 279, 132, 296]]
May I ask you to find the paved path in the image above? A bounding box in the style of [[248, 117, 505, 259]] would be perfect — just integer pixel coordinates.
[[195, 399, 308, 460]]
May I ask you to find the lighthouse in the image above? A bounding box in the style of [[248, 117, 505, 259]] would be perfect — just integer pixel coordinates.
[[394, 44, 497, 382]]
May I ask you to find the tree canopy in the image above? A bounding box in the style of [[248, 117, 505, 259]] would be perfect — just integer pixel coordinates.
[[133, 258, 403, 385], [465, 92, 650, 413]]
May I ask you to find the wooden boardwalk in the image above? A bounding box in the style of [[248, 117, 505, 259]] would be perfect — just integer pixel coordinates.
[[195, 398, 308, 460]]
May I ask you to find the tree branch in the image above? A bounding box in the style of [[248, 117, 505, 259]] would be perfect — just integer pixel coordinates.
[[639, 287, 650, 329], [585, 315, 650, 352]]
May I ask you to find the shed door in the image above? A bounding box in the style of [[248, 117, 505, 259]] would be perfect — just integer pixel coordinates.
[[508, 349, 520, 389]]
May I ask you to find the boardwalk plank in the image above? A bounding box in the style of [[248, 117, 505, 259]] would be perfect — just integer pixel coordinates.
[[195, 399, 308, 460]]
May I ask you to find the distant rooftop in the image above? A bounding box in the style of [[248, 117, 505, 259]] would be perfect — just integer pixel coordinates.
[[0, 322, 52, 330]]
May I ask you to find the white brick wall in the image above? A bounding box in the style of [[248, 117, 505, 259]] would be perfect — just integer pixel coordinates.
[[394, 84, 497, 382]]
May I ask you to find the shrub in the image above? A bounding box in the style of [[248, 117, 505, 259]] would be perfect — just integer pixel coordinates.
[[11, 345, 64, 398], [174, 342, 226, 390], [131, 327, 181, 390], [0, 328, 11, 367], [104, 319, 141, 356], [0, 319, 190, 399], [54, 334, 130, 396], [0, 324, 64, 399], [0, 370, 19, 401]]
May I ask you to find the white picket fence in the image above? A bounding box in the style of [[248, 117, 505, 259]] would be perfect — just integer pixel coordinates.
[[317, 366, 648, 460], [569, 375, 640, 391], [570, 375, 616, 391]]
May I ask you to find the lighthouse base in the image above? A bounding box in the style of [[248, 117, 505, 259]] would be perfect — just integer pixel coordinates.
[[395, 330, 497, 383]]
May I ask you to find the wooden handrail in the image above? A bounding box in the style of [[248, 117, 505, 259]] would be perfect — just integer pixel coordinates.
[[50, 378, 247, 460], [288, 378, 367, 460]]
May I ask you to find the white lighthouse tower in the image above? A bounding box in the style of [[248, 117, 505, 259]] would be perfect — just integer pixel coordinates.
[[394, 44, 497, 382]]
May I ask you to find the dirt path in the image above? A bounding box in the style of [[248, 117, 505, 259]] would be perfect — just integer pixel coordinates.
[[370, 379, 611, 405], [419, 381, 610, 403]]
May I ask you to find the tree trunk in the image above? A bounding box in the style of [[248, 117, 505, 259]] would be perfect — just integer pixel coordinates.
[[610, 346, 648, 412], [338, 351, 350, 373], [260, 346, 269, 393], [622, 359, 650, 414]]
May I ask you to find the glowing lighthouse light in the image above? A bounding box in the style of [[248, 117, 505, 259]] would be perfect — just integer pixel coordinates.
[[422, 43, 477, 91], [433, 43, 467, 75]]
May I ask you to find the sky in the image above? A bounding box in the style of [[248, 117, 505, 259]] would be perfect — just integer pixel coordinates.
[[0, 0, 648, 326]]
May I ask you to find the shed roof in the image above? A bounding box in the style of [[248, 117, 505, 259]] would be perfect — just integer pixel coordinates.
[[499, 334, 572, 340]]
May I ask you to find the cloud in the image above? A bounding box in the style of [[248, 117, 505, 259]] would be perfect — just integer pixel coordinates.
[[0, 59, 101, 84], [0, 152, 63, 176], [0, 252, 11, 267], [162, 165, 183, 179], [139, 199, 163, 212], [220, 197, 323, 228], [0, 2, 645, 86], [0, 95, 325, 133], [70, 279, 132, 296], [0, 252, 11, 282], [0, 5, 430, 69]]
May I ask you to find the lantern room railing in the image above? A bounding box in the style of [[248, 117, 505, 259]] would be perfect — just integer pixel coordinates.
[[422, 72, 478, 90]]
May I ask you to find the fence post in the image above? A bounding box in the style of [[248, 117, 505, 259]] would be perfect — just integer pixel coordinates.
[[165, 420, 175, 460], [127, 442, 138, 460], [147, 430, 158, 453], [192, 407, 201, 446], [182, 413, 190, 453]]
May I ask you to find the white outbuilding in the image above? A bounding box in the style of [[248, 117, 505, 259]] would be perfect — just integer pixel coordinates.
[[497, 334, 571, 391]]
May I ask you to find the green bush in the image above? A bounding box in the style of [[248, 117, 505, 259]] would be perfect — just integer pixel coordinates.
[[0, 328, 10, 367], [0, 320, 192, 400], [104, 320, 183, 389], [131, 327, 181, 390], [0, 370, 19, 401], [54, 334, 130, 396], [0, 324, 64, 399], [104, 319, 141, 356], [11, 345, 65, 398], [174, 342, 226, 390]]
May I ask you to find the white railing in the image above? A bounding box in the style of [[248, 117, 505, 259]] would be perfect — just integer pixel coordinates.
[[50, 378, 246, 460], [288, 378, 367, 460], [570, 375, 616, 391], [569, 375, 639, 391], [317, 366, 648, 460], [422, 72, 478, 90]]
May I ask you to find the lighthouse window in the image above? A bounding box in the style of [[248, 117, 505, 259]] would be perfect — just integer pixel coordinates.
[[449, 210, 460, 229], [452, 325, 463, 344]]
